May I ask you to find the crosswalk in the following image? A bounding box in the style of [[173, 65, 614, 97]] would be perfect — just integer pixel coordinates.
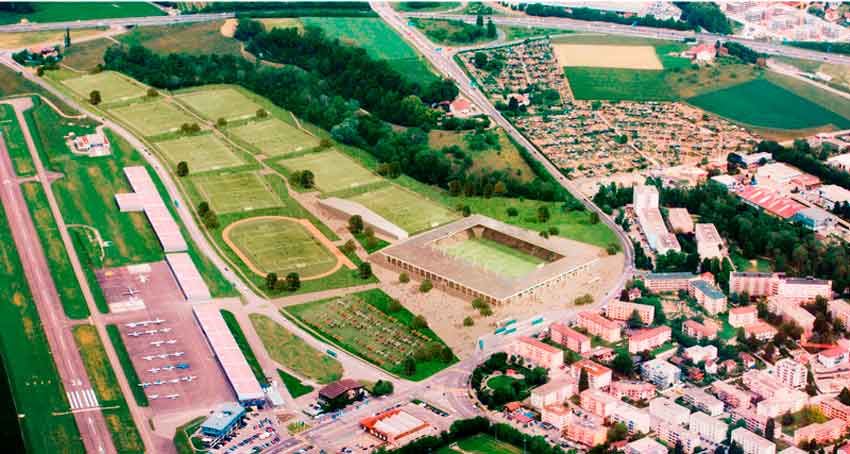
[[67, 388, 99, 410]]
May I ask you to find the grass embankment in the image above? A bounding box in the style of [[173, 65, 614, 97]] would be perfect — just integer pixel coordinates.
[[428, 129, 535, 182], [118, 20, 242, 57], [435, 434, 522, 454], [0, 65, 77, 116], [220, 310, 269, 387], [249, 314, 342, 385], [106, 325, 148, 407], [174, 416, 207, 454], [277, 369, 314, 398], [0, 104, 35, 176]]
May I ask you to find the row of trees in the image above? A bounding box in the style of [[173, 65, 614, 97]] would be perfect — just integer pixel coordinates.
[[676, 2, 733, 34], [523, 3, 694, 31]]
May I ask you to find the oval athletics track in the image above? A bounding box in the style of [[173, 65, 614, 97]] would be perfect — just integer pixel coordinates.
[[221, 216, 356, 281]]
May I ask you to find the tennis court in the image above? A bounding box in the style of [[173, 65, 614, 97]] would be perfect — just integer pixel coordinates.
[[156, 133, 245, 173], [63, 71, 146, 103], [191, 172, 282, 213], [438, 237, 544, 279], [277, 149, 381, 193], [176, 88, 263, 121], [109, 99, 195, 137], [228, 118, 320, 156], [347, 184, 457, 234]]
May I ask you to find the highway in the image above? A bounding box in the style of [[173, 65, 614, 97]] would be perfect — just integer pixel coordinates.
[[0, 12, 232, 32]]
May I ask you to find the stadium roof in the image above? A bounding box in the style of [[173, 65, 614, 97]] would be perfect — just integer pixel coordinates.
[[115, 166, 187, 252], [192, 305, 264, 404], [165, 253, 211, 301]]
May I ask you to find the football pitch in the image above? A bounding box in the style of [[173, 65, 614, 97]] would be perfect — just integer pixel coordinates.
[[156, 133, 245, 173], [224, 217, 338, 277], [277, 149, 381, 193], [63, 72, 146, 103], [191, 172, 282, 214], [438, 237, 544, 279], [347, 184, 458, 234], [109, 99, 195, 137], [176, 88, 263, 121], [228, 118, 320, 157]]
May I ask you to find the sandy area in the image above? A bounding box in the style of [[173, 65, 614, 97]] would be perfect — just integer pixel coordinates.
[[553, 44, 663, 70], [219, 18, 237, 38]]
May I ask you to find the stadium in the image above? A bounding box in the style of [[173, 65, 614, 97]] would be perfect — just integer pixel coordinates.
[[377, 215, 598, 304]]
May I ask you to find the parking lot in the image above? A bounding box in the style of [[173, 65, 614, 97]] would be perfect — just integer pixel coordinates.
[[206, 413, 286, 454]]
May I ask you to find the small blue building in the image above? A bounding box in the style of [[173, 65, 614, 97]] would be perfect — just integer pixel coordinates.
[[200, 402, 245, 438]]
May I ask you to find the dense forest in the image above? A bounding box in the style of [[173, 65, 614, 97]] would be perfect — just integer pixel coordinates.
[[0, 2, 33, 13], [104, 21, 569, 203], [675, 2, 732, 34], [521, 3, 692, 31]]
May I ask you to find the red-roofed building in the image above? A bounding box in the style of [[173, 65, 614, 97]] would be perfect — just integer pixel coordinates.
[[744, 321, 778, 342], [737, 186, 806, 219], [571, 360, 612, 389], [449, 98, 474, 118], [683, 319, 718, 340], [628, 326, 671, 354], [550, 323, 591, 354], [577, 311, 621, 343], [360, 409, 432, 446], [683, 43, 717, 63], [729, 306, 758, 328], [507, 336, 564, 370], [791, 174, 821, 191], [819, 347, 849, 369], [610, 381, 656, 401]]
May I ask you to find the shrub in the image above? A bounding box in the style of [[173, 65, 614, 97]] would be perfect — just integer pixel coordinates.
[[399, 272, 410, 283], [176, 161, 189, 177], [419, 279, 433, 293], [358, 262, 373, 279], [463, 316, 474, 327]]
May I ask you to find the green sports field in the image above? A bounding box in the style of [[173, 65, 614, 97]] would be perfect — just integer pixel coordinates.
[[688, 78, 850, 130], [226, 217, 337, 277], [109, 98, 195, 137], [228, 118, 320, 156], [439, 237, 545, 279], [436, 434, 522, 454], [347, 184, 458, 234], [156, 133, 246, 173], [63, 72, 146, 103], [192, 172, 282, 214], [277, 149, 382, 193], [176, 88, 263, 121]]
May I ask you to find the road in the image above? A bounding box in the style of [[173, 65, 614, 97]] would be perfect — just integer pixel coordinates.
[[0, 107, 115, 454], [0, 12, 232, 32]]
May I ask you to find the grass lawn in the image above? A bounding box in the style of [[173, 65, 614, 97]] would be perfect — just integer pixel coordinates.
[[191, 172, 283, 214], [486, 375, 518, 391], [105, 325, 148, 407], [0, 28, 104, 49], [21, 182, 89, 319], [439, 237, 545, 279], [63, 72, 146, 104], [346, 183, 459, 234], [0, 2, 164, 24], [284, 289, 456, 381], [0, 65, 78, 116], [276, 149, 382, 194], [566, 67, 676, 101], [765, 71, 850, 122], [176, 87, 263, 122], [781, 406, 828, 436], [0, 103, 35, 176], [227, 117, 320, 157], [250, 314, 342, 384], [156, 133, 248, 173], [117, 20, 241, 57], [72, 325, 144, 454], [259, 18, 303, 31], [716, 314, 738, 341], [220, 310, 269, 386], [277, 369, 314, 398], [108, 98, 195, 137], [413, 18, 496, 47], [436, 434, 522, 454], [173, 416, 206, 454], [502, 25, 570, 41]]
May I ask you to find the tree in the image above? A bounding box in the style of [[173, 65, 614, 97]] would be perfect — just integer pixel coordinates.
[[462, 205, 471, 217], [628, 309, 643, 328], [420, 279, 432, 293], [589, 211, 600, 224], [537, 206, 550, 223], [285, 272, 300, 291], [486, 18, 497, 38], [506, 207, 518, 217], [372, 380, 394, 396], [411, 315, 428, 330], [476, 14, 484, 27], [202, 209, 219, 229], [387, 299, 402, 313], [348, 215, 364, 234], [764, 418, 775, 441], [89, 90, 101, 105], [578, 367, 589, 392], [299, 170, 314, 189], [176, 161, 189, 177], [256, 108, 268, 119], [399, 272, 410, 283], [473, 51, 488, 68], [216, 117, 227, 128], [342, 239, 356, 253], [403, 356, 416, 376], [265, 272, 278, 290], [463, 316, 474, 327], [64, 27, 71, 48], [781, 411, 794, 426], [612, 351, 634, 376], [839, 387, 850, 406], [607, 422, 628, 443], [358, 262, 372, 279], [674, 441, 684, 454], [234, 18, 264, 42], [197, 201, 210, 216]]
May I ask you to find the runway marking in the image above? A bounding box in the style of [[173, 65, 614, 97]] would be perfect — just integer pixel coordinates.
[[67, 388, 99, 410]]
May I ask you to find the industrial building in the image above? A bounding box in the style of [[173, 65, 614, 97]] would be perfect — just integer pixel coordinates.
[[165, 253, 211, 301], [115, 166, 188, 253], [359, 409, 432, 446], [200, 402, 246, 438]]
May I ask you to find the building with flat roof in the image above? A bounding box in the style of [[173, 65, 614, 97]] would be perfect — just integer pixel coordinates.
[[732, 427, 775, 454], [564, 414, 607, 447], [580, 388, 619, 417], [577, 311, 621, 343], [743, 369, 787, 400], [682, 319, 718, 340], [690, 279, 727, 315], [634, 185, 681, 254], [628, 326, 671, 354], [767, 298, 815, 334], [360, 409, 432, 446], [610, 380, 656, 402], [816, 184, 850, 210], [744, 321, 778, 341], [668, 208, 694, 234], [773, 358, 807, 389], [192, 305, 265, 406], [508, 336, 564, 370], [549, 322, 591, 354], [541, 404, 571, 430], [165, 253, 210, 301], [793, 207, 836, 232], [757, 162, 802, 185], [729, 151, 772, 169], [729, 306, 758, 328], [200, 402, 245, 438], [625, 437, 667, 454], [731, 406, 772, 434], [72, 132, 111, 156], [684, 345, 717, 364], [610, 401, 650, 434], [695, 223, 724, 260], [827, 152, 850, 172], [690, 411, 728, 444], [571, 359, 612, 390], [731, 272, 777, 297], [607, 300, 654, 325], [829, 299, 850, 332], [653, 419, 702, 453], [776, 276, 832, 303], [643, 272, 700, 293], [378, 215, 597, 304], [531, 377, 574, 410], [682, 387, 724, 416], [642, 359, 680, 389], [793, 419, 846, 446], [819, 397, 850, 425], [649, 396, 690, 426], [115, 166, 188, 253], [756, 389, 808, 418], [818, 347, 848, 369], [711, 381, 751, 409]]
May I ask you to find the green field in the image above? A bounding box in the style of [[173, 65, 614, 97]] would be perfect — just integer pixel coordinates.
[[0, 203, 83, 454], [688, 78, 850, 130], [228, 118, 320, 157], [72, 325, 144, 454], [347, 183, 459, 234], [285, 289, 455, 381], [277, 369, 313, 398], [0, 104, 35, 176], [0, 2, 164, 25], [176, 88, 263, 121], [191, 172, 282, 214], [156, 133, 247, 173], [105, 325, 148, 407], [439, 237, 545, 279], [63, 72, 146, 104], [437, 434, 522, 454], [117, 20, 241, 57], [566, 67, 676, 101], [21, 182, 90, 319], [226, 217, 337, 277], [109, 98, 195, 137], [250, 314, 343, 384], [220, 310, 269, 386], [277, 149, 382, 193]]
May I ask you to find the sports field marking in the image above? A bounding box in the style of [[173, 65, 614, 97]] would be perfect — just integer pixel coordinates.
[[63, 71, 146, 103], [192, 172, 282, 214], [109, 98, 195, 137], [176, 88, 263, 121], [553, 44, 663, 70], [347, 184, 458, 234], [277, 149, 382, 193], [222, 216, 353, 278], [228, 118, 320, 157], [438, 237, 544, 279], [156, 133, 245, 173]]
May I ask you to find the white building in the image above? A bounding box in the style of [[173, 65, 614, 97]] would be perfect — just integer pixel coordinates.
[[634, 185, 681, 254], [695, 223, 724, 260], [731, 427, 775, 454], [682, 387, 724, 416], [772, 358, 807, 389], [625, 437, 668, 454], [649, 397, 690, 427], [684, 345, 718, 364], [610, 402, 651, 434], [690, 411, 728, 444], [641, 358, 681, 389]]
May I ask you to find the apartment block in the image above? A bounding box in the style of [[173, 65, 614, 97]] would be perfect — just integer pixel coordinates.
[[641, 358, 681, 389], [689, 411, 728, 444], [793, 419, 846, 446], [744, 321, 778, 341], [549, 323, 591, 354], [773, 358, 807, 389], [653, 419, 702, 454], [580, 388, 619, 418], [729, 306, 758, 328], [625, 437, 668, 454], [649, 397, 690, 426], [818, 347, 849, 368], [541, 404, 571, 430], [731, 427, 775, 454], [684, 345, 717, 364], [776, 276, 832, 304], [682, 319, 718, 340], [767, 298, 815, 334], [695, 223, 724, 260], [756, 390, 808, 418], [507, 336, 564, 370], [628, 326, 671, 354], [743, 370, 787, 400], [577, 311, 621, 343], [564, 414, 607, 447], [730, 272, 777, 298], [819, 397, 850, 425], [711, 381, 752, 409], [668, 207, 694, 234], [828, 299, 850, 332], [531, 377, 574, 410], [731, 407, 772, 434], [643, 272, 699, 293], [571, 359, 613, 390], [606, 300, 655, 325], [610, 402, 651, 434], [690, 279, 727, 315], [682, 387, 724, 416], [610, 381, 656, 402]]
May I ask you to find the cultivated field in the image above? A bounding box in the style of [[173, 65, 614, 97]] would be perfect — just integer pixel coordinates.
[[0, 28, 104, 49], [249, 314, 343, 384], [565, 67, 675, 101], [223, 217, 338, 277], [109, 98, 195, 137], [176, 87, 263, 121], [192, 172, 282, 214], [228, 118, 320, 157], [277, 149, 382, 193], [554, 44, 663, 70], [347, 184, 458, 234], [63, 72, 146, 103], [156, 133, 246, 173], [438, 237, 545, 279]]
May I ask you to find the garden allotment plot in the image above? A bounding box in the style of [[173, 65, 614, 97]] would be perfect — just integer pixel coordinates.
[[229, 118, 320, 157], [156, 133, 245, 173], [109, 98, 194, 137], [438, 237, 545, 279], [347, 184, 458, 234], [63, 71, 145, 103], [176, 88, 263, 121], [192, 172, 281, 213], [277, 149, 381, 193]]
